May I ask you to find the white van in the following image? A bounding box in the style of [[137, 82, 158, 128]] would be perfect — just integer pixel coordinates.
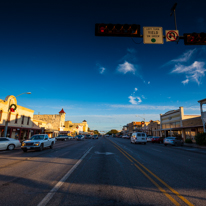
[[131, 132, 147, 144]]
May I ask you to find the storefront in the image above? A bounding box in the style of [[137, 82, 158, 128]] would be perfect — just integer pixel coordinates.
[[0, 126, 42, 141]]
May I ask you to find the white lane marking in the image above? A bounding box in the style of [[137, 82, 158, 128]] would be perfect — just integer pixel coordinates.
[[151, 149, 162, 152], [37, 146, 93, 206]]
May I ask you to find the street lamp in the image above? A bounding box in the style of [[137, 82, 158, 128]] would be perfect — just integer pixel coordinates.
[[136, 115, 146, 132], [3, 92, 31, 137]]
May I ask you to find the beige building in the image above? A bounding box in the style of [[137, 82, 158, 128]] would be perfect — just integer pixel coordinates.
[[33, 108, 68, 137], [64, 120, 88, 135], [160, 106, 203, 142], [34, 109, 89, 137], [0, 95, 42, 141], [147, 120, 161, 136]]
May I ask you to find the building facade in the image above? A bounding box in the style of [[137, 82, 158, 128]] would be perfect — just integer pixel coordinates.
[[147, 120, 161, 136], [0, 95, 42, 141], [64, 120, 88, 135], [160, 106, 203, 142]]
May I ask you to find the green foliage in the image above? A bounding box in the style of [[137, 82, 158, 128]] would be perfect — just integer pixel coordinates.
[[195, 133, 206, 145], [107, 129, 118, 135], [94, 130, 100, 135], [88, 127, 90, 132], [185, 138, 193, 143]]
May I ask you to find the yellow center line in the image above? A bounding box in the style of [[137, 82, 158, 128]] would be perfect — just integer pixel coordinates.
[[113, 145, 181, 206], [109, 138, 194, 206]]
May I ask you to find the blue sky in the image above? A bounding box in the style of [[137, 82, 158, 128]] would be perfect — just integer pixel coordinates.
[[0, 0, 206, 132]]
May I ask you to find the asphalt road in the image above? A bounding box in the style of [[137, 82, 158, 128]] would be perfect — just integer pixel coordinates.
[[0, 137, 206, 206]]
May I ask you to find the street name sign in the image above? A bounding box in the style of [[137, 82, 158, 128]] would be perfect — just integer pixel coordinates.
[[143, 27, 164, 44], [165, 30, 179, 42]]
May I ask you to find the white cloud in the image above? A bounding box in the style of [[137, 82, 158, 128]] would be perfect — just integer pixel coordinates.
[[171, 61, 206, 85], [117, 61, 136, 75], [109, 104, 200, 112], [148, 81, 150, 84], [99, 67, 106, 74], [141, 95, 146, 99], [135, 88, 138, 91], [128, 96, 142, 104], [128, 96, 137, 104], [182, 79, 189, 85], [171, 49, 196, 63]]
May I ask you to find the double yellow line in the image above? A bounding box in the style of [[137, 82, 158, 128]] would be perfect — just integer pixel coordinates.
[[108, 139, 194, 206]]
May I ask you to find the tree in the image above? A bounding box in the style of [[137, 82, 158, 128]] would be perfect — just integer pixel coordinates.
[[107, 129, 118, 135], [88, 127, 90, 132], [94, 130, 100, 135]]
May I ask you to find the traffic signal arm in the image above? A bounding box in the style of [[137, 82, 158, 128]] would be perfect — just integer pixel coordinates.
[[95, 23, 140, 37]]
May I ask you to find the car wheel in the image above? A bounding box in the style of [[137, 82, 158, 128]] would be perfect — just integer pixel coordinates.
[[7, 144, 15, 151], [39, 144, 43, 151], [22, 149, 27, 152], [159, 141, 162, 144], [144, 142, 146, 145], [174, 142, 177, 146], [164, 144, 167, 146], [181, 143, 184, 146], [50, 142, 54, 149]]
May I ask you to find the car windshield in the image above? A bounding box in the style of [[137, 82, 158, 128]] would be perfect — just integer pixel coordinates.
[[30, 135, 44, 140], [167, 137, 176, 139]]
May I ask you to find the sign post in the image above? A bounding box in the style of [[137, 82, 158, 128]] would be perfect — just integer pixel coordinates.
[[143, 27, 163, 44]]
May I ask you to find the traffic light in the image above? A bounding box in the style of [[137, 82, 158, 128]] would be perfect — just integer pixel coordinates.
[[95, 23, 140, 37], [184, 33, 206, 45]]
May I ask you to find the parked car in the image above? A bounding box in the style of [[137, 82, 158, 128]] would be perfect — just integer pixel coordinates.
[[164, 137, 184, 146], [0, 137, 21, 151], [146, 136, 153, 142], [21, 134, 55, 152], [131, 132, 147, 144], [68, 136, 73, 140], [55, 134, 68, 141], [92, 135, 98, 139], [85, 135, 91, 139], [151, 136, 164, 143], [75, 135, 84, 140], [122, 135, 129, 139]]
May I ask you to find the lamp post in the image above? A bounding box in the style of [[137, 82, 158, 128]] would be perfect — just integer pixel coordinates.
[[136, 115, 146, 132], [3, 92, 31, 137]]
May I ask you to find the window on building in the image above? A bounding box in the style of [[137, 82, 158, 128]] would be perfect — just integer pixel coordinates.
[[162, 124, 165, 129], [27, 117, 30, 125], [165, 123, 170, 129], [21, 115, 24, 124], [170, 122, 176, 128], [8, 112, 11, 122], [176, 121, 180, 127], [15, 114, 18, 124], [0, 110, 2, 121]]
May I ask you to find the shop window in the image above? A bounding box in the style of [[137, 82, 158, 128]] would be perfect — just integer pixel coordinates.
[[15, 114, 18, 124], [165, 123, 170, 129], [170, 122, 176, 128], [0, 110, 2, 121], [21, 115, 24, 124], [176, 121, 180, 127], [27, 117, 30, 125], [162, 124, 165, 129]]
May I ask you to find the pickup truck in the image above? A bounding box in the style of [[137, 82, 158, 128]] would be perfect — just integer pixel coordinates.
[[21, 134, 55, 152]]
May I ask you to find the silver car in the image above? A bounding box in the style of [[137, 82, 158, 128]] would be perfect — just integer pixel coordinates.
[[0, 137, 21, 151], [164, 137, 184, 146]]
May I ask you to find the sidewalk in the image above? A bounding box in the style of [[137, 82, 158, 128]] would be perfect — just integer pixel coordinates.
[[184, 143, 206, 149]]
